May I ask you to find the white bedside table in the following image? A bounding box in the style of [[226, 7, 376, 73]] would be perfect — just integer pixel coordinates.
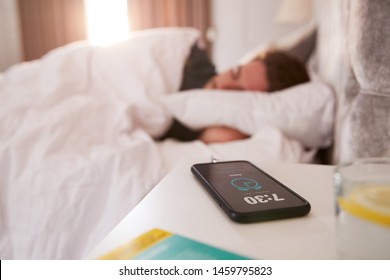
[[87, 161, 338, 260]]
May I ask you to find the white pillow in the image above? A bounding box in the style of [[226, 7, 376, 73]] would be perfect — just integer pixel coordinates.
[[162, 81, 334, 148], [239, 20, 317, 65]]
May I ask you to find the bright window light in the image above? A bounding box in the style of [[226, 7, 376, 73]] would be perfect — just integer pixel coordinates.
[[84, 0, 129, 46]]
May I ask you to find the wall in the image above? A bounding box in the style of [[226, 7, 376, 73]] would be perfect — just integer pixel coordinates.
[[211, 0, 302, 71], [0, 0, 304, 73], [0, 0, 22, 72]]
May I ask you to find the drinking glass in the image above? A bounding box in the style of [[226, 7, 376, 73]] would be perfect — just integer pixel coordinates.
[[334, 158, 390, 259]]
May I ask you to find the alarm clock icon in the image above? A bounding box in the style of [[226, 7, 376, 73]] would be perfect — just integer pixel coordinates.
[[230, 178, 261, 191]]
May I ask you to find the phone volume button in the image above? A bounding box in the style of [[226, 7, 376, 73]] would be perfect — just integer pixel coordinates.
[[214, 197, 221, 207]]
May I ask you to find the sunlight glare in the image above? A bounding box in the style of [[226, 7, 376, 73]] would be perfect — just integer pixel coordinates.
[[84, 0, 129, 46]]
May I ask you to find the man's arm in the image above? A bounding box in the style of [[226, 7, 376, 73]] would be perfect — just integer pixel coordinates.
[[198, 126, 249, 144]]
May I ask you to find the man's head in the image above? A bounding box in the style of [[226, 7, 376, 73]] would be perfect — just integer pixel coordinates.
[[204, 58, 269, 91], [262, 51, 310, 92], [204, 51, 310, 92]]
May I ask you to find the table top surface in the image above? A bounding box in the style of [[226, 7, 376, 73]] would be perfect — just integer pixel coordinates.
[[87, 161, 338, 260]]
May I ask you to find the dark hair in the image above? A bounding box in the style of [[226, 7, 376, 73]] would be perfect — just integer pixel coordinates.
[[261, 51, 310, 92], [180, 44, 216, 90]]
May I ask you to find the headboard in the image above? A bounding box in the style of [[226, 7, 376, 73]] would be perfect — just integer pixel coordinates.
[[315, 0, 390, 164]]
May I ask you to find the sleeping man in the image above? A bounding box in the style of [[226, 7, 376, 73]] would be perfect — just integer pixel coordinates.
[[159, 49, 310, 143]]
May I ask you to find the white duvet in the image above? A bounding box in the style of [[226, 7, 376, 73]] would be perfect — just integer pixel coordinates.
[[0, 28, 320, 259]]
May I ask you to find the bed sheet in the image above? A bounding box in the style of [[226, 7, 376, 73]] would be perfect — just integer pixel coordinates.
[[0, 28, 315, 259]]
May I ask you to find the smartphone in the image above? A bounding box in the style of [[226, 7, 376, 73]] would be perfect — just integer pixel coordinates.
[[191, 160, 311, 223]]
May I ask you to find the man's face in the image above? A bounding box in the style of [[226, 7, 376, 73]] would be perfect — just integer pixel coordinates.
[[205, 59, 269, 91]]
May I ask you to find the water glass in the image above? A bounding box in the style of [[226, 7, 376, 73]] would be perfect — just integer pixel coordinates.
[[334, 158, 390, 259]]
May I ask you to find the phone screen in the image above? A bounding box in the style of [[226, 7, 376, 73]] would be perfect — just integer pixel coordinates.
[[192, 161, 308, 214]]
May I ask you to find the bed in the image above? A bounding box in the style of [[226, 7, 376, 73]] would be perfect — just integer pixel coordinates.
[[0, 26, 336, 259]]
